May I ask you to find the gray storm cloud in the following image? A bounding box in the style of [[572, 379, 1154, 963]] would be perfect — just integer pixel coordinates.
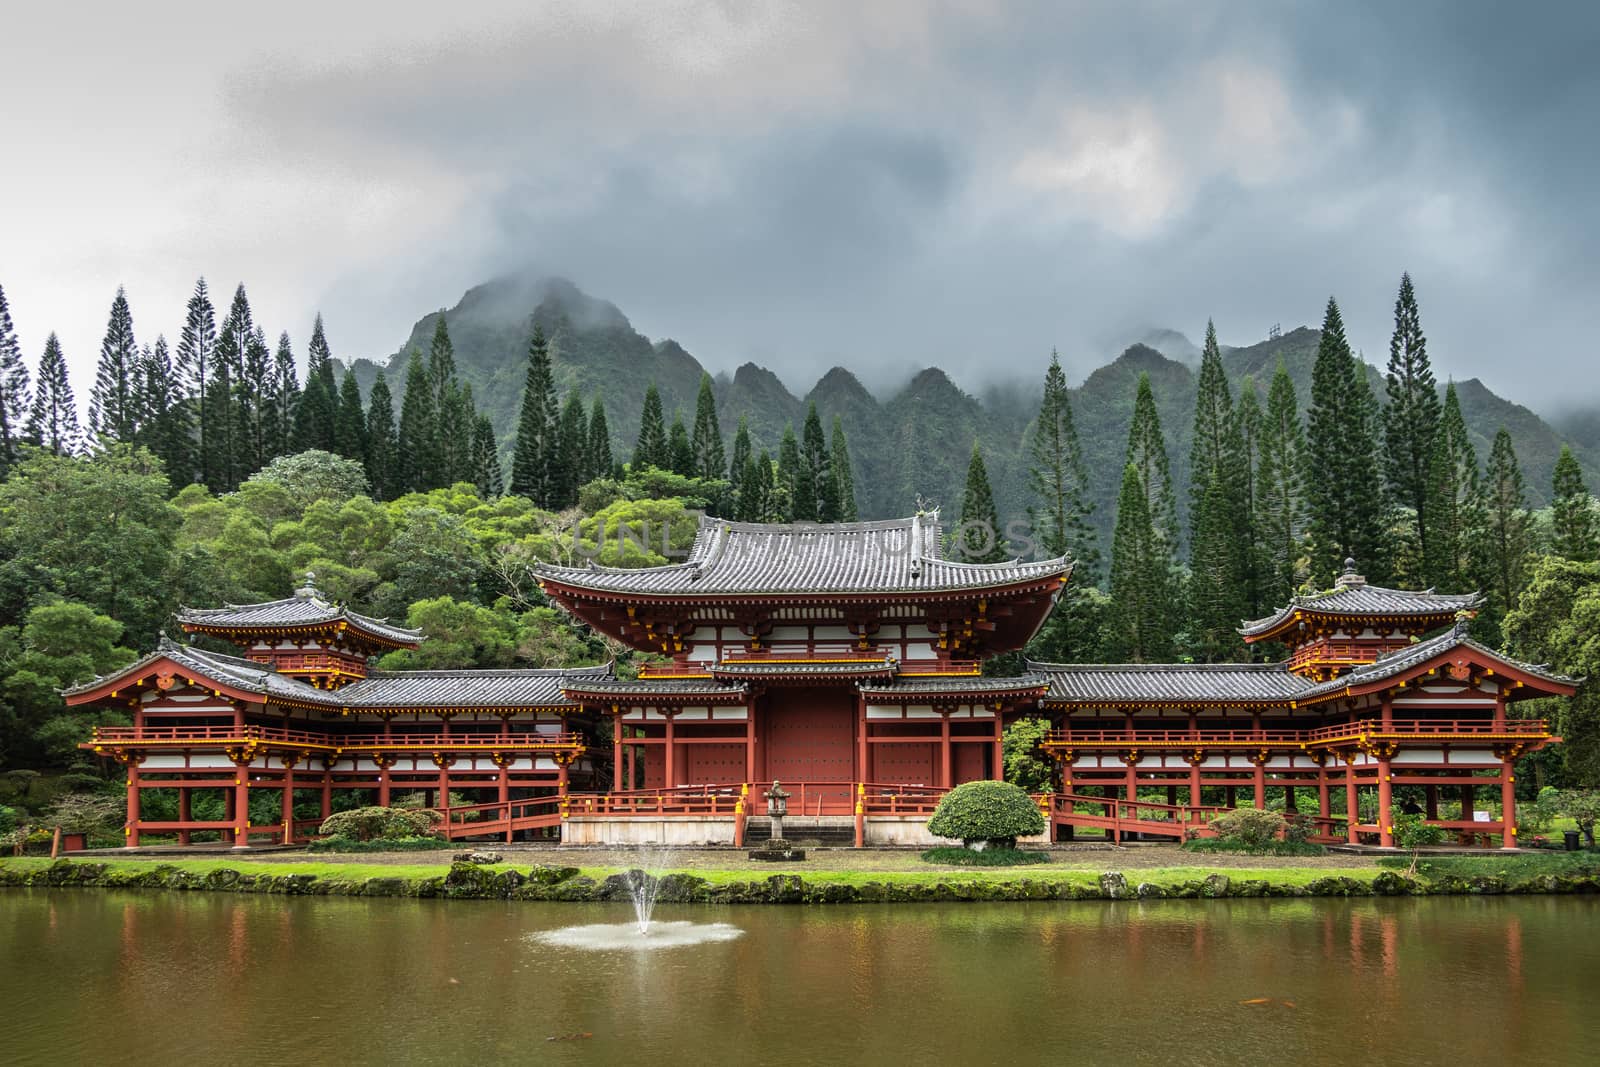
[[1, 1, 1596, 408]]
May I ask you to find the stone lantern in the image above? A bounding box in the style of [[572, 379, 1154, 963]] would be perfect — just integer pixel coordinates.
[[764, 781, 791, 844]]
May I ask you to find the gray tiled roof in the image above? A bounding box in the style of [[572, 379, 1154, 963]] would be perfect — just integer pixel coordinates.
[[1240, 581, 1481, 638], [536, 513, 1071, 596], [859, 673, 1049, 696], [1030, 660, 1310, 706], [63, 638, 346, 705], [343, 663, 611, 709], [179, 595, 422, 645], [559, 677, 748, 699], [1300, 630, 1578, 699]]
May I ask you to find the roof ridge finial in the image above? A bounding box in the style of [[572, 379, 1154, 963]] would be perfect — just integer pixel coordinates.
[[295, 570, 320, 600], [1336, 557, 1365, 588]]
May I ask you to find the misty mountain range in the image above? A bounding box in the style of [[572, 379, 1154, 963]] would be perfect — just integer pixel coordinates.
[[347, 275, 1599, 551]]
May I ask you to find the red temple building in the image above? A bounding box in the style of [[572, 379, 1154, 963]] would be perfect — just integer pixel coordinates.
[[65, 521, 1576, 850]]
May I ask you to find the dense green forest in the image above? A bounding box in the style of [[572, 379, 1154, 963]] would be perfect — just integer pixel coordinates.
[[0, 273, 1598, 802]]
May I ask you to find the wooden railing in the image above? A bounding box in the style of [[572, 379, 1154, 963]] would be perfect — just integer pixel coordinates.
[[1043, 718, 1550, 750], [857, 782, 947, 816], [745, 781, 858, 817], [1288, 639, 1399, 671], [442, 796, 564, 841], [563, 785, 745, 817], [88, 724, 586, 752], [1046, 791, 1226, 842]]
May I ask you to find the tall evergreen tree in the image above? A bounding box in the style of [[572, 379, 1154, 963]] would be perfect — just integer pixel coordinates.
[[799, 401, 836, 522], [587, 396, 613, 479], [269, 331, 300, 458], [954, 443, 1006, 562], [631, 382, 668, 472], [690, 373, 726, 481], [1550, 445, 1598, 560], [831, 415, 858, 523], [510, 325, 558, 502], [292, 314, 338, 453], [729, 416, 753, 515], [1125, 372, 1179, 552], [428, 315, 470, 484], [1305, 297, 1386, 583], [136, 335, 191, 483], [1382, 272, 1441, 572], [89, 287, 140, 444], [1234, 376, 1264, 620], [396, 350, 438, 493], [174, 278, 216, 483], [555, 390, 588, 506], [26, 333, 79, 455], [1109, 463, 1172, 662], [1481, 428, 1531, 630], [1027, 349, 1096, 572], [335, 368, 367, 464], [473, 414, 504, 500], [364, 371, 398, 500], [776, 424, 801, 521], [206, 284, 254, 490], [745, 450, 781, 522], [667, 414, 694, 477], [1255, 360, 1305, 604], [1423, 383, 1484, 592], [1187, 320, 1248, 660], [0, 283, 32, 473], [240, 325, 272, 472]]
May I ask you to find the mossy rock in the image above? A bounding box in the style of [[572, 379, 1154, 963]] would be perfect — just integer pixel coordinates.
[[203, 868, 243, 891], [1098, 872, 1130, 899], [1200, 874, 1231, 898], [443, 862, 504, 898], [363, 877, 408, 897], [1304, 876, 1369, 897], [549, 876, 600, 902], [1371, 871, 1417, 896], [655, 873, 709, 903], [1135, 882, 1167, 899], [526, 865, 579, 887]]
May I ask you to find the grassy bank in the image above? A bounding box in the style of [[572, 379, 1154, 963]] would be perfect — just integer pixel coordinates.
[[3, 852, 1598, 903]]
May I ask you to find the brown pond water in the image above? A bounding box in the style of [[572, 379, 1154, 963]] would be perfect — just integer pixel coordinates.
[[1, 892, 1595, 1066]]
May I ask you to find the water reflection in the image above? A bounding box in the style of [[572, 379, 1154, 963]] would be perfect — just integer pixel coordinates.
[[1, 894, 1595, 1066]]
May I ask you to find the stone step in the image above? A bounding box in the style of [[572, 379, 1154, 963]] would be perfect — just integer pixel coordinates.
[[744, 817, 857, 846]]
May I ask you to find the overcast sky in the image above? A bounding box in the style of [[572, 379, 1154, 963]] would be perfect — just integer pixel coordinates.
[[2, 1, 1596, 409]]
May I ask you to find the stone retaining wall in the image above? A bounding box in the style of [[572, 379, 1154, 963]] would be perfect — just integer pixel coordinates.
[[4, 860, 1600, 903]]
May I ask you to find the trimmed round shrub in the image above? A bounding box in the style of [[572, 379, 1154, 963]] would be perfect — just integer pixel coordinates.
[[926, 780, 1046, 849], [318, 806, 443, 842], [1208, 807, 1286, 847]]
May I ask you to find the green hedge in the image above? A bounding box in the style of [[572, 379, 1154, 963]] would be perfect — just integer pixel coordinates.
[[926, 781, 1046, 847]]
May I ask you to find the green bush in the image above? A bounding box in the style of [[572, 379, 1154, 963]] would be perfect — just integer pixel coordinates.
[[317, 806, 443, 842], [1182, 838, 1326, 857], [1557, 790, 1600, 847], [1207, 807, 1286, 847], [308, 834, 455, 853], [1283, 812, 1315, 845], [1520, 786, 1561, 835], [926, 780, 1046, 848], [920, 846, 1049, 867], [1392, 812, 1447, 850], [0, 804, 16, 836]]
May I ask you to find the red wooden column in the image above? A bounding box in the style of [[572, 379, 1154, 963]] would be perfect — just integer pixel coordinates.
[[1460, 783, 1474, 822], [177, 787, 191, 846], [663, 711, 677, 789], [1252, 757, 1266, 809], [1493, 691, 1507, 731], [377, 759, 392, 807], [751, 700, 762, 783], [436, 758, 452, 815], [320, 769, 333, 822], [612, 713, 624, 792], [1317, 766, 1331, 821], [232, 769, 250, 849], [1500, 757, 1518, 849], [1424, 785, 1438, 820], [1187, 755, 1202, 807], [1345, 759, 1359, 845], [1124, 753, 1138, 802], [281, 759, 296, 844], [1381, 693, 1393, 730], [991, 710, 1005, 782], [940, 711, 953, 789], [1377, 756, 1394, 848], [125, 762, 141, 848]]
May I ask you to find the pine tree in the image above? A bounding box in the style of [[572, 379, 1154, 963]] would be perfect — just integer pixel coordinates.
[[799, 401, 835, 522], [555, 390, 588, 506], [1109, 463, 1172, 662], [26, 333, 79, 455], [175, 278, 216, 483], [473, 414, 504, 499], [0, 283, 32, 473], [1551, 445, 1598, 560], [511, 325, 558, 502], [690, 373, 726, 481], [749, 450, 783, 522], [1125, 372, 1178, 552], [1423, 383, 1484, 592], [292, 314, 338, 453], [89, 286, 141, 445], [587, 396, 613, 479], [397, 350, 438, 493], [1255, 361, 1305, 604], [1382, 272, 1441, 573], [631, 383, 668, 472], [136, 335, 192, 483], [1481, 428, 1531, 628], [1234, 376, 1264, 619], [428, 315, 470, 484], [831, 415, 858, 522], [206, 284, 255, 491], [1027, 349, 1096, 572], [729, 416, 753, 515], [269, 332, 300, 458], [1305, 297, 1386, 583], [335, 368, 367, 463], [364, 371, 398, 500], [240, 325, 272, 472], [954, 443, 1006, 562], [667, 414, 694, 477], [1186, 321, 1248, 659], [776, 424, 801, 521]]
